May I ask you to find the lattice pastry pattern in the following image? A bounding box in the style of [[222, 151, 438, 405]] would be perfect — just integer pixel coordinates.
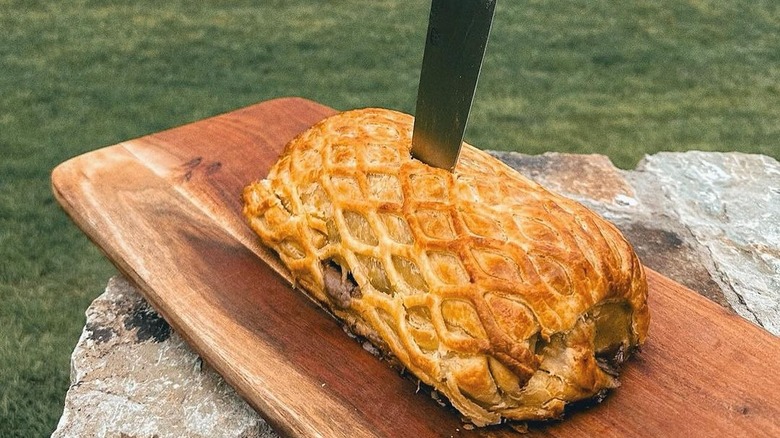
[[243, 108, 649, 426]]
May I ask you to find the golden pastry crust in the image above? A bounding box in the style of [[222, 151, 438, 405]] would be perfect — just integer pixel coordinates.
[[243, 108, 649, 426]]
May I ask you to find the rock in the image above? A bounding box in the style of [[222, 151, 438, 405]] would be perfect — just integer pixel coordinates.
[[52, 276, 278, 438], [55, 151, 779, 437], [495, 152, 637, 206], [636, 152, 780, 334]]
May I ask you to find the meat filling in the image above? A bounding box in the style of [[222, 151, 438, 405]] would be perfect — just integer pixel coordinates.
[[596, 342, 634, 377], [323, 261, 361, 309]]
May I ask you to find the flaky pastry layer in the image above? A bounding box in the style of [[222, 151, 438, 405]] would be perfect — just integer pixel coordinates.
[[243, 108, 649, 426]]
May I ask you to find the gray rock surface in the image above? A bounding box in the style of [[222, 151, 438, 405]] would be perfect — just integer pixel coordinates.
[[52, 276, 277, 438], [54, 151, 779, 437], [637, 152, 780, 334]]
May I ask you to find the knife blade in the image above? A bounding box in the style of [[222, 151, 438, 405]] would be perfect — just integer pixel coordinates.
[[411, 0, 497, 171]]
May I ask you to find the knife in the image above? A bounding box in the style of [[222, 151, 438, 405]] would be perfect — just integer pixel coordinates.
[[411, 0, 497, 171]]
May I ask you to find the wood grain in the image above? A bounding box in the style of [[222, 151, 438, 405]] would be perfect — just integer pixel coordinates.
[[52, 97, 780, 437]]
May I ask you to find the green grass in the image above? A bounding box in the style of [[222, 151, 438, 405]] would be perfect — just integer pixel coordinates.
[[1, 0, 778, 435]]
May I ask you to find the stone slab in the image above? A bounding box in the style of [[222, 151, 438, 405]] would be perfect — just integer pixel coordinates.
[[637, 152, 780, 334], [51, 276, 276, 438], [54, 151, 779, 437]]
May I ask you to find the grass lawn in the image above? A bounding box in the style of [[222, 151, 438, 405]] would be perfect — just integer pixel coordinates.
[[1, 0, 778, 435]]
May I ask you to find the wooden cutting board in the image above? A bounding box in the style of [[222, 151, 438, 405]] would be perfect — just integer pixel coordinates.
[[52, 97, 780, 437]]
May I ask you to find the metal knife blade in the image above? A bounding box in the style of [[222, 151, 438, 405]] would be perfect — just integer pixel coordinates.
[[411, 0, 497, 171]]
